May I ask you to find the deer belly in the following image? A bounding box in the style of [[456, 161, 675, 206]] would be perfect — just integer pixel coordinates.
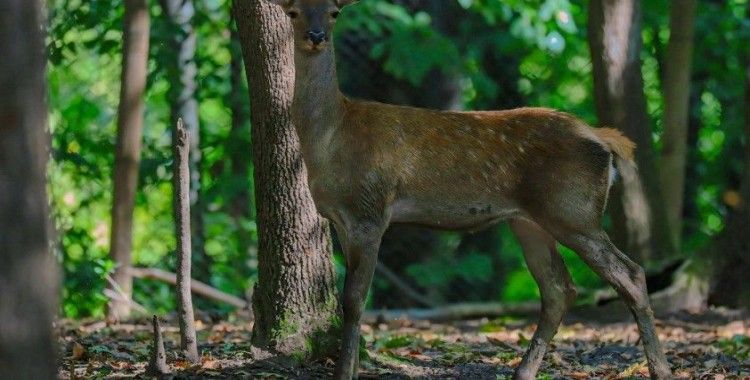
[[389, 198, 520, 231]]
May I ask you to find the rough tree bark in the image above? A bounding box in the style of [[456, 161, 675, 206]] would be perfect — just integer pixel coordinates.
[[588, 0, 675, 264], [234, 0, 338, 354], [659, 0, 698, 248], [0, 1, 57, 378], [108, 0, 150, 321], [173, 119, 199, 363], [159, 0, 209, 282], [146, 316, 169, 375]]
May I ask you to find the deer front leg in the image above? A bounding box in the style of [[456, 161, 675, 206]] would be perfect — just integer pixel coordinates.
[[333, 221, 384, 380], [510, 219, 577, 380]]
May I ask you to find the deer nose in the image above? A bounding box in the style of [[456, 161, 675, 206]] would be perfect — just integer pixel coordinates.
[[307, 30, 326, 45]]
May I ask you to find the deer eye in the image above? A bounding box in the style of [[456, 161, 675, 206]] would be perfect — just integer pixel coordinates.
[[331, 10, 340, 18], [287, 10, 299, 19]]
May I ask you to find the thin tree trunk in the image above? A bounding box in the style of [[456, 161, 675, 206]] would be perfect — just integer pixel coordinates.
[[234, 0, 338, 354], [108, 0, 150, 321], [173, 119, 199, 363], [159, 0, 209, 282], [0, 1, 58, 378], [659, 0, 698, 249], [682, 81, 705, 240], [588, 0, 675, 264]]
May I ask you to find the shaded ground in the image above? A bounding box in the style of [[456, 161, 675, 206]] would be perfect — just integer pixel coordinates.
[[58, 308, 749, 379]]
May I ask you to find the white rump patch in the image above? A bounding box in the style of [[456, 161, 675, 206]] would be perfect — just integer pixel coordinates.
[[603, 155, 616, 214]]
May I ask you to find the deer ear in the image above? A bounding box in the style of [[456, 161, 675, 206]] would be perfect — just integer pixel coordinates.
[[336, 0, 358, 7]]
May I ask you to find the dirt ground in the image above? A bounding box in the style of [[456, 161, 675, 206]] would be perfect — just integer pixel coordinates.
[[57, 308, 749, 379]]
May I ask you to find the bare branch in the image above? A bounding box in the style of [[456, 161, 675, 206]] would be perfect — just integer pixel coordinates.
[[102, 289, 148, 315], [103, 274, 148, 315], [375, 262, 437, 308], [364, 302, 540, 323], [129, 266, 248, 309]]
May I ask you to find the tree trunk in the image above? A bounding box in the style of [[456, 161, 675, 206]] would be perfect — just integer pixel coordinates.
[[233, 0, 338, 354], [0, 0, 58, 377], [159, 0, 209, 282], [588, 0, 675, 264], [659, 0, 698, 249], [173, 120, 199, 363], [108, 0, 150, 321], [708, 14, 750, 307]]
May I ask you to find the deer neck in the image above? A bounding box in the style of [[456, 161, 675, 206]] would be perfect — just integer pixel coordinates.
[[292, 47, 344, 164]]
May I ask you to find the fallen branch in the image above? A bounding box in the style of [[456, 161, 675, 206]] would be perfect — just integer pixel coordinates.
[[364, 301, 540, 323], [376, 262, 437, 308], [129, 267, 248, 309], [103, 274, 148, 315], [172, 118, 199, 363], [146, 315, 170, 376]]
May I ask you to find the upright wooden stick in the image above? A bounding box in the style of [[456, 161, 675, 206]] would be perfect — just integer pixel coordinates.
[[146, 315, 169, 375], [173, 118, 199, 363]]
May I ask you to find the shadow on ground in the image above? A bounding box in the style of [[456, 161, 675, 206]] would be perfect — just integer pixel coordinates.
[[57, 307, 749, 379]]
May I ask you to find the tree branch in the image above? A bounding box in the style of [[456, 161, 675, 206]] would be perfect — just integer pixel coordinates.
[[364, 301, 540, 323], [128, 266, 248, 309], [375, 262, 437, 308], [104, 274, 148, 315]]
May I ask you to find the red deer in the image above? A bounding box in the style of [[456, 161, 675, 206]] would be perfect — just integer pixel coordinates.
[[263, 1, 672, 379]]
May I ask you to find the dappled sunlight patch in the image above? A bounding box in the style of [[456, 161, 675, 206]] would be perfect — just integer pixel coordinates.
[[56, 310, 750, 378]]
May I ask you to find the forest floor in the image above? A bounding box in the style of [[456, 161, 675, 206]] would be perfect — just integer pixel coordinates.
[[57, 307, 749, 379]]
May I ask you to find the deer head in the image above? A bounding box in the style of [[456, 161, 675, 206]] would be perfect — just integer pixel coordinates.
[[267, 0, 357, 53]]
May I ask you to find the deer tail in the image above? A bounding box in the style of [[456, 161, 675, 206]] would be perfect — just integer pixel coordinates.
[[592, 127, 640, 209], [593, 127, 636, 163]]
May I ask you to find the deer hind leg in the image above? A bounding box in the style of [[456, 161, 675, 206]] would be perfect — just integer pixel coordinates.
[[553, 229, 672, 379], [510, 219, 576, 380]]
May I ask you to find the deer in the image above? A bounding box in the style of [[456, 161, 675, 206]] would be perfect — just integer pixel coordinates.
[[263, 0, 673, 379]]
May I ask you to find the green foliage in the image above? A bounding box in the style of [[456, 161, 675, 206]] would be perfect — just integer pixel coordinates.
[[715, 335, 750, 360], [49, 0, 255, 317], [49, 0, 750, 317], [337, 1, 461, 85]]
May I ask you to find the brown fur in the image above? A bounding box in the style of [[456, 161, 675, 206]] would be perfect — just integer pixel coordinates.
[[592, 127, 636, 161], [266, 1, 672, 379]]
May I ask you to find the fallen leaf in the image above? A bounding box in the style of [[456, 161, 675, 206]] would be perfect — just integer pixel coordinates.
[[172, 359, 192, 369], [507, 357, 522, 368], [202, 359, 222, 370], [567, 371, 589, 380], [72, 342, 86, 360], [617, 361, 648, 378]]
